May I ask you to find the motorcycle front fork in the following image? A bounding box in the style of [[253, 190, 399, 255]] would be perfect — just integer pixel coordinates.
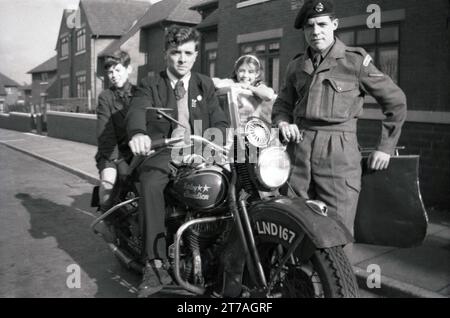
[[234, 189, 306, 297]]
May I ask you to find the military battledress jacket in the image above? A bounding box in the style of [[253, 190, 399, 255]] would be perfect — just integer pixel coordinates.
[[272, 38, 407, 155]]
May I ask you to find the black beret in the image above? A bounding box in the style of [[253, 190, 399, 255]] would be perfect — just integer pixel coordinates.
[[294, 0, 335, 29]]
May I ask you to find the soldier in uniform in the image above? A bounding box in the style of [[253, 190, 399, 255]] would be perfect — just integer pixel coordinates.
[[272, 0, 407, 237]]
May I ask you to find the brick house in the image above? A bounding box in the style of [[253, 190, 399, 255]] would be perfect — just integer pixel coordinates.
[[98, 0, 201, 87], [17, 85, 32, 107], [0, 72, 21, 113], [53, 0, 151, 112], [189, 0, 449, 208], [27, 55, 57, 107]]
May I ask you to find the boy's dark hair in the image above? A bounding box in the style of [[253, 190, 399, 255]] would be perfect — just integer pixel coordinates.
[[164, 25, 200, 51], [104, 50, 131, 70]]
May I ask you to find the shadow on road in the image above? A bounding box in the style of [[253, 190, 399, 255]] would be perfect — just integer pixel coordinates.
[[15, 192, 141, 298]]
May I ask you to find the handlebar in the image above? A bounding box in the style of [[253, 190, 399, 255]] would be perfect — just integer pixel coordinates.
[[126, 135, 229, 175]]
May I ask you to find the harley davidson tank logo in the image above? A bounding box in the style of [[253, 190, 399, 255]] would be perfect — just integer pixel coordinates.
[[183, 183, 211, 200], [256, 221, 296, 243]]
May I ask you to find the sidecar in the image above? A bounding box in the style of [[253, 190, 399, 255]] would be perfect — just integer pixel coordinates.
[[217, 86, 428, 248]]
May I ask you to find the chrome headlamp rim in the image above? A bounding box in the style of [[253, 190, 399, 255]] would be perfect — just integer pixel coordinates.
[[244, 117, 271, 148], [255, 146, 291, 190]]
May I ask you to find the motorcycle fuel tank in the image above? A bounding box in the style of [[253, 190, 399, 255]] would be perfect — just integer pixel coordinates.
[[171, 165, 229, 211]]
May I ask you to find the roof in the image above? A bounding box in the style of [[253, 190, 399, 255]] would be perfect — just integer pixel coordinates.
[[139, 0, 201, 29], [100, 0, 202, 57], [189, 0, 218, 11], [81, 0, 152, 36], [196, 8, 218, 29], [0, 72, 20, 95], [20, 84, 32, 91], [27, 56, 57, 74]]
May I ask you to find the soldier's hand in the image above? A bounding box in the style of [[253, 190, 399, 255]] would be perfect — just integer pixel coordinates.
[[368, 150, 391, 170], [278, 121, 302, 143], [129, 133, 152, 156]]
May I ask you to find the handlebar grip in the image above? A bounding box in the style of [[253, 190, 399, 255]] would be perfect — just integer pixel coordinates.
[[150, 139, 168, 150]]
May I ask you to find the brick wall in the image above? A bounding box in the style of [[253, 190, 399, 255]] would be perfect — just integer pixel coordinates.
[[47, 111, 97, 145], [0, 112, 33, 132], [357, 119, 450, 209], [216, 0, 303, 79]]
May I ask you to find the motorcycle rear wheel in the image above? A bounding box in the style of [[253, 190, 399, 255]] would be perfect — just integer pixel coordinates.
[[251, 241, 359, 298]]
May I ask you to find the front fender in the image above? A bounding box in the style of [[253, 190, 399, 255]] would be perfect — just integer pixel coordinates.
[[249, 196, 353, 248]]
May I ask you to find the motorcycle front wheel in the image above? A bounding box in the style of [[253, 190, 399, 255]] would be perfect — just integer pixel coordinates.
[[248, 241, 359, 298]]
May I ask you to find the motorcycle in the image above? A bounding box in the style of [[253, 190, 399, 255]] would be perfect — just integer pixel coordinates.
[[91, 105, 360, 298], [91, 87, 428, 298]]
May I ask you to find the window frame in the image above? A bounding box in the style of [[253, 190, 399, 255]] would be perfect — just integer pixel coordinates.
[[239, 39, 281, 92], [60, 36, 69, 58], [76, 75, 87, 98], [336, 22, 401, 85], [76, 28, 86, 53]]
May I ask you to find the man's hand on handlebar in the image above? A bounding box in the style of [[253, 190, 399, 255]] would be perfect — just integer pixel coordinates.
[[128, 133, 155, 156]]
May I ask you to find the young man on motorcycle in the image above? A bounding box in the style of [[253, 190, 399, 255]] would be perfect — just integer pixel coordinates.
[[95, 50, 135, 210], [126, 25, 229, 297], [272, 0, 407, 241]]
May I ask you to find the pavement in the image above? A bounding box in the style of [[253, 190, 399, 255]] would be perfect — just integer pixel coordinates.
[[0, 127, 448, 298]]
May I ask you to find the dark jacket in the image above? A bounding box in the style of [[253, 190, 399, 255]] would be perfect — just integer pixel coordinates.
[[272, 38, 407, 154], [127, 71, 229, 142], [95, 82, 135, 171]]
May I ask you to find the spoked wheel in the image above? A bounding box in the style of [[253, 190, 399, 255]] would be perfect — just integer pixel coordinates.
[[254, 242, 359, 298]]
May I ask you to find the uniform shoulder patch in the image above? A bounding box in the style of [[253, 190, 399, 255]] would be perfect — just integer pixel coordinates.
[[363, 54, 372, 67], [345, 46, 366, 57]]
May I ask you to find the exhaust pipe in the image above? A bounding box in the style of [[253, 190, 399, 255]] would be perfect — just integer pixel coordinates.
[[108, 243, 143, 274]]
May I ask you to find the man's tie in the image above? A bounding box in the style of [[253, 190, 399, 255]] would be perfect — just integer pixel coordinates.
[[174, 80, 186, 100], [313, 53, 322, 70]]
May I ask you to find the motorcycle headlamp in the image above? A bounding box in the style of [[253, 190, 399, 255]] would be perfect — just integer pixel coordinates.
[[245, 117, 271, 148], [255, 147, 291, 190]]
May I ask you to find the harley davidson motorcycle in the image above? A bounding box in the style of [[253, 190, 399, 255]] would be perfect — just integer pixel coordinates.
[[91, 89, 428, 298]]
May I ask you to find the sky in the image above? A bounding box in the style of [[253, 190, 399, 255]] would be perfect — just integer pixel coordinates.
[[0, 0, 161, 85]]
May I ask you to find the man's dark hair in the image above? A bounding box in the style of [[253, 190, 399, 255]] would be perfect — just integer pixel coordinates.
[[164, 25, 200, 51], [104, 50, 131, 70]]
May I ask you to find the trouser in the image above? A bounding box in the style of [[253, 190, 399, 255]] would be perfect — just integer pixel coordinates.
[[138, 151, 172, 260], [287, 129, 362, 236]]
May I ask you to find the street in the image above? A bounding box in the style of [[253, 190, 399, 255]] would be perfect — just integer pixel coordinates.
[[0, 144, 379, 298], [0, 144, 140, 297]]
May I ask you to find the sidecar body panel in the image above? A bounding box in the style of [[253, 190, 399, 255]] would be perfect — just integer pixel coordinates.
[[249, 197, 354, 248], [354, 155, 428, 247]]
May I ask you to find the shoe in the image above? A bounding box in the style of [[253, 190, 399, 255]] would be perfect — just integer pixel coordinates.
[[137, 260, 172, 298]]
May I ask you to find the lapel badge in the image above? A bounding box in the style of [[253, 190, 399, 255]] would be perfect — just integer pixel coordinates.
[[315, 2, 324, 12], [192, 95, 202, 108]]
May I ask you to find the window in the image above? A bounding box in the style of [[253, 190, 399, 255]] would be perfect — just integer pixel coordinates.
[[41, 73, 48, 82], [336, 24, 400, 83], [76, 75, 87, 97], [61, 36, 69, 58], [76, 28, 85, 52], [237, 0, 271, 9], [207, 50, 217, 78], [61, 78, 69, 98], [240, 40, 280, 92]]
